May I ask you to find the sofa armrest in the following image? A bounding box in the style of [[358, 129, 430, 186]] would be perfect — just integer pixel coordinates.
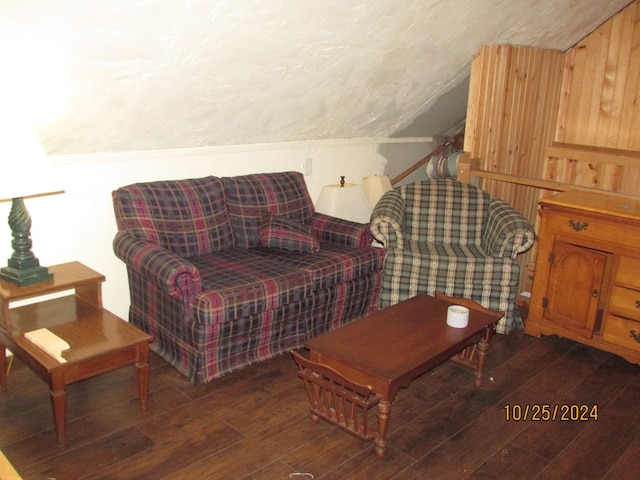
[[310, 213, 373, 248], [482, 199, 536, 259], [113, 231, 202, 300], [369, 189, 405, 248]]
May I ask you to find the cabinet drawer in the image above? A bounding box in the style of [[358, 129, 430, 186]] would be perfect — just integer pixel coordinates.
[[546, 211, 628, 246], [616, 256, 640, 289], [602, 314, 640, 352], [609, 285, 640, 320]]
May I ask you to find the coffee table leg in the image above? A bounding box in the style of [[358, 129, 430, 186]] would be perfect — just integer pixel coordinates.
[[136, 344, 150, 412], [375, 400, 391, 458], [474, 326, 493, 387]]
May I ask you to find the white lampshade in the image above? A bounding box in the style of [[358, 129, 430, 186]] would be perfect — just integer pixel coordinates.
[[0, 112, 63, 286], [362, 174, 393, 208], [315, 182, 372, 224], [0, 115, 63, 201]]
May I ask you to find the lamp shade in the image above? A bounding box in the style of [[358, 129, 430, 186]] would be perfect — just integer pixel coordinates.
[[0, 115, 62, 201], [315, 182, 371, 224], [0, 112, 63, 286], [362, 174, 393, 208]]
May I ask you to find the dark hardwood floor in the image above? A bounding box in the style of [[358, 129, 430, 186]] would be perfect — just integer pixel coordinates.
[[2, 320, 639, 479]]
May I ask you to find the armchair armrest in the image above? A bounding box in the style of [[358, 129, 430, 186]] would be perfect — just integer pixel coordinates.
[[113, 231, 202, 300], [482, 199, 535, 259], [310, 213, 373, 248], [369, 189, 405, 248]]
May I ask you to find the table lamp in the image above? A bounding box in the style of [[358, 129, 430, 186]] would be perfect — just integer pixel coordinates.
[[362, 174, 392, 209], [0, 116, 63, 286], [315, 176, 372, 224]]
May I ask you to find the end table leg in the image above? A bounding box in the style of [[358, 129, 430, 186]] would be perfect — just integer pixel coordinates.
[[0, 344, 6, 392], [49, 378, 66, 447], [375, 400, 391, 458], [474, 326, 493, 387], [136, 344, 150, 412]]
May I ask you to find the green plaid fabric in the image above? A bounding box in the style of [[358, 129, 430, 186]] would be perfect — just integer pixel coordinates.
[[370, 179, 535, 334]]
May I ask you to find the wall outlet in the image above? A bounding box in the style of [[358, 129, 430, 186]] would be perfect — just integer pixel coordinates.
[[303, 158, 313, 176]]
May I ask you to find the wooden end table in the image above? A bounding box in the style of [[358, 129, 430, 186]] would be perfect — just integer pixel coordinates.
[[0, 262, 151, 447], [294, 292, 502, 457]]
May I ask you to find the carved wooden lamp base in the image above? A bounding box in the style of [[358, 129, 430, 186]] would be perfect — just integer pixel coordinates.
[[0, 198, 53, 287]]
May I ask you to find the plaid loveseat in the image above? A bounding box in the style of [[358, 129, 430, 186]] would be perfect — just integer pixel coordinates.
[[370, 179, 534, 334], [112, 171, 384, 383]]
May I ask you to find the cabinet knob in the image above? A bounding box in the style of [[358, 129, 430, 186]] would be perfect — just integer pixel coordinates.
[[630, 330, 640, 344], [591, 289, 599, 298], [636, 300, 640, 309], [568, 219, 589, 232]]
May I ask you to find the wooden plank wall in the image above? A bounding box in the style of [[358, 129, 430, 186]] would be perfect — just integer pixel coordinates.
[[464, 45, 565, 290], [549, 0, 640, 195], [464, 45, 564, 222]]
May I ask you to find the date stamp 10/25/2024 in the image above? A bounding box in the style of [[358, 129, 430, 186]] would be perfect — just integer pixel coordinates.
[[504, 404, 599, 422]]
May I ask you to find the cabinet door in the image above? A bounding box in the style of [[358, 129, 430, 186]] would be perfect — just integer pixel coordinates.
[[543, 241, 608, 338]]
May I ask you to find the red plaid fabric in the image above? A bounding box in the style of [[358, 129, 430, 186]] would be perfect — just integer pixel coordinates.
[[223, 171, 315, 248], [113, 172, 383, 383], [259, 213, 320, 253], [112, 176, 234, 258]]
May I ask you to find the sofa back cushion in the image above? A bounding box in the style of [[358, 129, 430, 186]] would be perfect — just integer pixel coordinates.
[[112, 176, 235, 257], [223, 172, 315, 248], [399, 179, 490, 246]]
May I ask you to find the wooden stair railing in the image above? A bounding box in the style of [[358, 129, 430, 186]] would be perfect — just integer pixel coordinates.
[[390, 134, 464, 186]]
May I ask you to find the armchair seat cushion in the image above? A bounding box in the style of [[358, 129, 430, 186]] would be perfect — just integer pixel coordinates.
[[384, 240, 520, 314]]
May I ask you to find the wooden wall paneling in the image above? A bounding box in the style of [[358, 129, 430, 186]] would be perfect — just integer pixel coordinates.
[[616, 1, 640, 151], [553, 1, 640, 195], [463, 2, 640, 298], [464, 45, 564, 293], [466, 46, 487, 155], [466, 45, 563, 212]]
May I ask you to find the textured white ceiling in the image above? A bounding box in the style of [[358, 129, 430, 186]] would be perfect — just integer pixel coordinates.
[[1, 0, 632, 154]]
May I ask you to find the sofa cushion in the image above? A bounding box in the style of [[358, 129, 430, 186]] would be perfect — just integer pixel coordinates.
[[190, 250, 314, 324], [112, 176, 234, 258], [260, 214, 320, 253], [251, 244, 385, 290], [223, 172, 315, 248]]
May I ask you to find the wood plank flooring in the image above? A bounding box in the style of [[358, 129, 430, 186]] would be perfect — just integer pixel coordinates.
[[1, 324, 639, 479]]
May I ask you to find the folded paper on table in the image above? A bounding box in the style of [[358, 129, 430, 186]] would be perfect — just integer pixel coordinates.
[[24, 328, 70, 363]]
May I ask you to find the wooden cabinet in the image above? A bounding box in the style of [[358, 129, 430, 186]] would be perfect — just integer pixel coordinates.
[[526, 190, 640, 364]]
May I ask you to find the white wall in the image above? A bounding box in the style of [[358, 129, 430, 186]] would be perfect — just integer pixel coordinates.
[[379, 140, 439, 187], [0, 140, 386, 320]]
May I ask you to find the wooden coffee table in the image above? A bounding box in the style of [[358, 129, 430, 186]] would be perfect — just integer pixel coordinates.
[[0, 262, 151, 447], [293, 292, 502, 457]]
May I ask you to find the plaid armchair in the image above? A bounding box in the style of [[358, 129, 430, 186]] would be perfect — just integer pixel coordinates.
[[370, 179, 535, 333]]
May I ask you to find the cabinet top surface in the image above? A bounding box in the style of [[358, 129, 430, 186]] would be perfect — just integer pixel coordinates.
[[540, 190, 640, 221], [0, 261, 104, 302]]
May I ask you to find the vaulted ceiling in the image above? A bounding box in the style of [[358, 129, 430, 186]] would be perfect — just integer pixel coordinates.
[[1, 0, 633, 155]]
